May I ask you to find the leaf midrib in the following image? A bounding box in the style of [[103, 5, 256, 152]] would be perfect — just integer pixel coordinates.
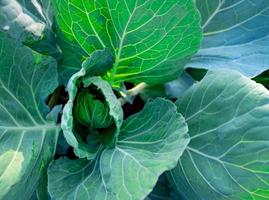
[[0, 125, 57, 131], [109, 0, 138, 83]]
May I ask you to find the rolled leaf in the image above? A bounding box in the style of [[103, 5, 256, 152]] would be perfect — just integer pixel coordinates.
[[61, 49, 123, 159]]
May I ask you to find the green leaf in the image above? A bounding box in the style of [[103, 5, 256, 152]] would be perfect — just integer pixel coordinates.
[[61, 49, 123, 159], [0, 0, 45, 41], [0, 32, 60, 199], [168, 69, 269, 199], [189, 0, 269, 77], [49, 98, 189, 200], [53, 0, 202, 86], [74, 91, 113, 129], [0, 0, 60, 57], [82, 48, 115, 77]]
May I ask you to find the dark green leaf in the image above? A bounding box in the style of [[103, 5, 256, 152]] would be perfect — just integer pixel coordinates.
[[146, 175, 174, 200]]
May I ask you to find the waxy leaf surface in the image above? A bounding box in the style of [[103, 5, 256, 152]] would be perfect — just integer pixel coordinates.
[[49, 98, 189, 200], [169, 70, 269, 199], [0, 32, 59, 200], [190, 0, 269, 77]]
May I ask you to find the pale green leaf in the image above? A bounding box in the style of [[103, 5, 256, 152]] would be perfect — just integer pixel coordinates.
[[168, 69, 269, 199], [0, 32, 60, 199], [189, 0, 269, 77], [49, 98, 189, 200], [0, 0, 60, 56], [53, 0, 202, 86]]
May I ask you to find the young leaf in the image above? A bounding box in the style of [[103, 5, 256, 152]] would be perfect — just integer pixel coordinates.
[[53, 0, 202, 86], [74, 91, 113, 129], [61, 49, 123, 159], [0, 32, 60, 199], [189, 0, 269, 77], [49, 98, 189, 200], [168, 69, 269, 199]]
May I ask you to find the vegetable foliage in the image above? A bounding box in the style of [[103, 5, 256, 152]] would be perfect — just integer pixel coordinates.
[[1, 0, 269, 199]]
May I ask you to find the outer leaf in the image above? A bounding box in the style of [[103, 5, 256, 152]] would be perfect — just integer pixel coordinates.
[[0, 0, 59, 56], [61, 49, 123, 159], [0, 32, 59, 199], [189, 0, 269, 77], [168, 69, 269, 199], [0, 0, 45, 41], [53, 0, 202, 85], [49, 98, 189, 200]]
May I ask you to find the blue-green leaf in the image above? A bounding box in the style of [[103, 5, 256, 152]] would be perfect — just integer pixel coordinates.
[[0, 32, 60, 200], [168, 69, 269, 199], [189, 0, 269, 77]]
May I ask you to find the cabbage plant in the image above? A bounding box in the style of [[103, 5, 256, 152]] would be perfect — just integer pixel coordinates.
[[1, 0, 269, 200]]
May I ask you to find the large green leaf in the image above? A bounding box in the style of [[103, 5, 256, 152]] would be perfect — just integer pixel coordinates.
[[168, 69, 269, 199], [0, 32, 60, 199], [61, 49, 123, 159], [53, 0, 202, 86], [49, 98, 189, 200], [189, 0, 269, 77], [0, 0, 59, 56]]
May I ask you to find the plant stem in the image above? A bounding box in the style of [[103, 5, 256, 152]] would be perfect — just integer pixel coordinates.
[[119, 83, 147, 105], [48, 87, 61, 108]]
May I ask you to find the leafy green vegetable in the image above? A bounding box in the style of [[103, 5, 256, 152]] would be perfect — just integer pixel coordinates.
[[61, 49, 123, 159], [168, 69, 269, 199], [189, 0, 269, 77], [1, 0, 269, 199], [49, 98, 189, 200], [74, 91, 113, 129], [0, 32, 60, 199], [53, 0, 202, 86]]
